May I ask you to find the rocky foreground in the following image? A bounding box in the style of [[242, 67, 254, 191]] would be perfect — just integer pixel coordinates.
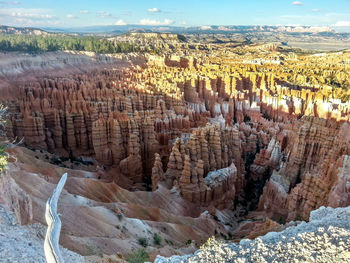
[[156, 206, 350, 263], [0, 203, 84, 263]]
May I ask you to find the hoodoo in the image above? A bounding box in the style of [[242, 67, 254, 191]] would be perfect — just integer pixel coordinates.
[[0, 14, 350, 263]]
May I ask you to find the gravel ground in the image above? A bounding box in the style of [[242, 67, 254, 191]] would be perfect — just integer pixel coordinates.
[[155, 206, 350, 263], [0, 203, 84, 263]]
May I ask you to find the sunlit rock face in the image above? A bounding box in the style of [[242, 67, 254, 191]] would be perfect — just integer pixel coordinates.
[[0, 38, 350, 260]]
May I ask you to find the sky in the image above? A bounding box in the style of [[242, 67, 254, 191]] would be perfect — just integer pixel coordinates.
[[0, 0, 350, 31]]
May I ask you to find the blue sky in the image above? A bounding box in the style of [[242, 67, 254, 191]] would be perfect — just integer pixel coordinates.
[[0, 0, 350, 30]]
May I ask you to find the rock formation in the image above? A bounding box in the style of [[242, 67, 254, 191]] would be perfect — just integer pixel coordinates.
[[258, 117, 350, 221], [1, 37, 350, 261], [119, 133, 143, 182], [152, 153, 164, 191]]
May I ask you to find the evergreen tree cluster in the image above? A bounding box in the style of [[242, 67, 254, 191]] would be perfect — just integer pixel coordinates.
[[0, 34, 138, 53]]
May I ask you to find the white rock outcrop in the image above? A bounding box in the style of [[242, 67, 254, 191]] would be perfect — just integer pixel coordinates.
[[0, 203, 84, 263], [155, 206, 350, 263]]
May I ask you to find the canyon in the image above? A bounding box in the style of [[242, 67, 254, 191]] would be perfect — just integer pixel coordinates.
[[0, 33, 350, 262]]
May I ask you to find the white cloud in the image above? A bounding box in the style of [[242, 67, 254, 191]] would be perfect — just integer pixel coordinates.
[[334, 21, 350, 27], [121, 11, 132, 16], [0, 8, 57, 20], [80, 10, 89, 14], [200, 25, 212, 30], [97, 11, 117, 18], [139, 18, 174, 26], [147, 8, 160, 13], [292, 1, 304, 6], [115, 19, 126, 26], [9, 18, 60, 26], [0, 7, 59, 26], [312, 9, 321, 12], [66, 14, 77, 19], [0, 1, 20, 5], [97, 11, 111, 17]]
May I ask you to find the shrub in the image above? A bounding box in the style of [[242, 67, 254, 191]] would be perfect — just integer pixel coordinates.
[[262, 112, 271, 120], [125, 249, 149, 263], [243, 115, 251, 122], [138, 237, 148, 247], [0, 145, 7, 172], [165, 239, 174, 246], [117, 213, 123, 221], [185, 239, 192, 245], [86, 244, 103, 257], [0, 105, 8, 172], [153, 233, 162, 245]]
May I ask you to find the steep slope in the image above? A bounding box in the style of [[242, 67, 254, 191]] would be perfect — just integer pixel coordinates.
[[0, 145, 223, 259]]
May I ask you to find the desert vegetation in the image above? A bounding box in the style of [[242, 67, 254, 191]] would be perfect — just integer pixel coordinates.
[[125, 249, 150, 263], [0, 34, 139, 53], [0, 105, 7, 172]]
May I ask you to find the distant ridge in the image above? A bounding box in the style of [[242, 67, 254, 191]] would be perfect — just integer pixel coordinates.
[[41, 25, 336, 35], [0, 24, 345, 36], [0, 24, 349, 51], [0, 25, 49, 35]]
